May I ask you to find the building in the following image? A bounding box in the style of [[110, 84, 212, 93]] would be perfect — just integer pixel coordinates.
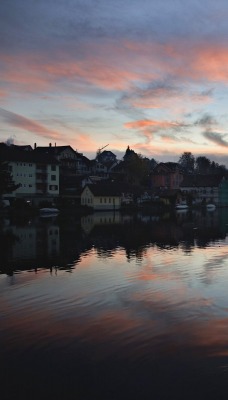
[[219, 178, 228, 206], [180, 174, 223, 205], [81, 183, 122, 210], [0, 143, 59, 204], [151, 162, 184, 190], [34, 144, 91, 176]]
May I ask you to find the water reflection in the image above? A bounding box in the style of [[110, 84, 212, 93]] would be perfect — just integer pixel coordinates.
[[1, 209, 228, 399], [1, 208, 228, 274]]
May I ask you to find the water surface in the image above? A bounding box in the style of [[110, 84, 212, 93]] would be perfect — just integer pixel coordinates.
[[1, 209, 228, 399]]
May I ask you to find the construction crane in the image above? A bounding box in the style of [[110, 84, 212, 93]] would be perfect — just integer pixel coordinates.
[[96, 144, 109, 158]]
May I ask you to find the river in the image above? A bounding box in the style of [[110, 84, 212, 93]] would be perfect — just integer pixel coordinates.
[[1, 208, 228, 399]]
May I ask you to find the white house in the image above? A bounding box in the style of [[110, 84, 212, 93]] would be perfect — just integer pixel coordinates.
[[81, 184, 122, 210], [0, 143, 59, 204]]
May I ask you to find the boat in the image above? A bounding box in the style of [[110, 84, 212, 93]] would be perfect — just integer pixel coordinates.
[[206, 203, 216, 210], [39, 208, 60, 217], [175, 202, 188, 210]]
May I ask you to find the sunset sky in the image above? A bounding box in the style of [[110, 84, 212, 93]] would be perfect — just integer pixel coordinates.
[[1, 0, 228, 164]]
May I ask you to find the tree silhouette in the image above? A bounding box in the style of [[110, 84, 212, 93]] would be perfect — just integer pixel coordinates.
[[0, 161, 19, 197]]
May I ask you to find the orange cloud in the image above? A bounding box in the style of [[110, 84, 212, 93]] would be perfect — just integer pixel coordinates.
[[2, 40, 228, 98], [69, 133, 102, 154], [124, 119, 181, 130]]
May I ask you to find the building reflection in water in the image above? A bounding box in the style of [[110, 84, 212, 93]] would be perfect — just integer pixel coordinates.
[[1, 208, 228, 274], [1, 217, 59, 270], [81, 211, 123, 234]]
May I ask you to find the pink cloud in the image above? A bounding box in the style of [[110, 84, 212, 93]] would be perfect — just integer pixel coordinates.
[[2, 40, 228, 99], [124, 119, 182, 130], [0, 108, 62, 140]]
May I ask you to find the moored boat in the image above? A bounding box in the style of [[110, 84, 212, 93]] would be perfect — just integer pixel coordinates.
[[39, 208, 59, 217], [175, 202, 188, 210], [206, 203, 216, 210]]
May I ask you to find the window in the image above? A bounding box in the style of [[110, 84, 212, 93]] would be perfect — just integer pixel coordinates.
[[100, 198, 103, 203], [51, 175, 56, 181], [51, 165, 56, 171], [29, 184, 32, 187], [49, 185, 58, 191]]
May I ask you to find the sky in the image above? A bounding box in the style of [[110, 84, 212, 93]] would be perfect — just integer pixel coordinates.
[[1, 0, 228, 164]]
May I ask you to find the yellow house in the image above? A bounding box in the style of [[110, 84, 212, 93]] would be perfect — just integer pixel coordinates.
[[81, 184, 122, 210]]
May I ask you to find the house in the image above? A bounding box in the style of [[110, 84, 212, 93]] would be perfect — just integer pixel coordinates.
[[0, 143, 59, 205], [90, 160, 108, 178], [156, 189, 182, 207], [81, 183, 122, 210], [151, 162, 184, 190], [180, 174, 223, 205], [34, 143, 91, 176], [91, 150, 119, 179], [219, 178, 228, 206], [96, 150, 117, 165]]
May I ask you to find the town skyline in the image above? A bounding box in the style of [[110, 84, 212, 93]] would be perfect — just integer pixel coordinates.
[[1, 1, 228, 166]]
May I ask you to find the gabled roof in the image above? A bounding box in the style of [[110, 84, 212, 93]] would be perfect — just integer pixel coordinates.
[[75, 153, 91, 164], [153, 162, 183, 174], [34, 145, 75, 156], [11, 144, 33, 151], [0, 143, 58, 164], [83, 183, 122, 196], [180, 174, 223, 188]]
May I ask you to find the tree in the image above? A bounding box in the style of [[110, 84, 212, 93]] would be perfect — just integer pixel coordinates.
[[123, 147, 150, 186], [178, 152, 195, 173], [210, 161, 226, 175], [195, 156, 211, 174], [150, 158, 158, 170], [0, 161, 18, 197]]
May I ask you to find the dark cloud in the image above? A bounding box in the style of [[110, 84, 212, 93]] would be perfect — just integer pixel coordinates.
[[195, 113, 217, 127], [1, 0, 228, 55], [203, 131, 228, 147]]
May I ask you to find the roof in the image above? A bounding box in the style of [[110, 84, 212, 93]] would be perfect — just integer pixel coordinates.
[[34, 145, 90, 164], [83, 183, 123, 196], [83, 182, 144, 196], [0, 143, 58, 164], [153, 162, 183, 174], [180, 174, 223, 188], [34, 145, 75, 156], [11, 144, 33, 151]]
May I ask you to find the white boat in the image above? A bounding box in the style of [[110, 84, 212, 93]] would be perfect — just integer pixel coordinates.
[[39, 208, 59, 217], [175, 202, 188, 210], [206, 204, 216, 210]]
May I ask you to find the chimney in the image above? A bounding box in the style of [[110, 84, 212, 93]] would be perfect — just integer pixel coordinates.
[[34, 143, 37, 149], [49, 143, 52, 147]]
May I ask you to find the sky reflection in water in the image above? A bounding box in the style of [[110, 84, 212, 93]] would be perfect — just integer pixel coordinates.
[[1, 210, 228, 399]]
